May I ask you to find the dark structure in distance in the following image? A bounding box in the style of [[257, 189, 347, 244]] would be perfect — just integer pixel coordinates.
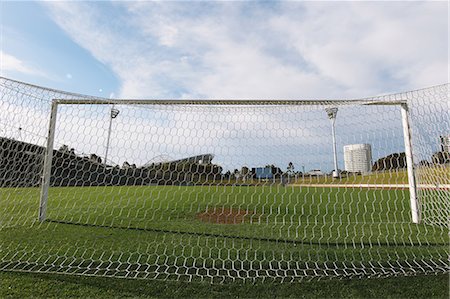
[[0, 137, 221, 187]]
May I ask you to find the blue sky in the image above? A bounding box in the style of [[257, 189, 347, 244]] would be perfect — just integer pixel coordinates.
[[0, 1, 448, 171], [1, 1, 118, 96]]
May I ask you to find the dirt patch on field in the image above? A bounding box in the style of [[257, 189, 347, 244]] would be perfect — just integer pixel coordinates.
[[196, 207, 256, 224]]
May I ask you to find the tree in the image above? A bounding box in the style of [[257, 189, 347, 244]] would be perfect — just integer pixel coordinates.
[[265, 164, 283, 176], [89, 154, 102, 164], [372, 152, 406, 171], [418, 160, 431, 167], [287, 162, 295, 177], [240, 166, 250, 180], [431, 151, 450, 165], [58, 144, 69, 153]]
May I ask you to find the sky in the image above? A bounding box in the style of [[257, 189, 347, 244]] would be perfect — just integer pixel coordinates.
[[0, 1, 449, 171], [1, 1, 448, 99]]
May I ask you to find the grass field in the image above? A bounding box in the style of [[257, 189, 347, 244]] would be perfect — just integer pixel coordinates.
[[1, 184, 448, 283], [1, 271, 448, 298], [292, 170, 410, 185]]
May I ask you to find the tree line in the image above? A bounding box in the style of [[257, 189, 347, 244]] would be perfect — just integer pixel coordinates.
[[372, 150, 449, 171], [1, 137, 449, 188]]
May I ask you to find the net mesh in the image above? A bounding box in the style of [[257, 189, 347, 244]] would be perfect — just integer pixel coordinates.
[[0, 77, 448, 283]]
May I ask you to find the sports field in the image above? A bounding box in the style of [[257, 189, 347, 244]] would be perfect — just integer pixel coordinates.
[[1, 184, 448, 282]]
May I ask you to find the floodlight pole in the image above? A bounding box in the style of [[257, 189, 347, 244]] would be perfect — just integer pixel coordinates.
[[39, 99, 58, 222], [326, 108, 339, 178], [104, 105, 119, 165], [401, 103, 420, 224]]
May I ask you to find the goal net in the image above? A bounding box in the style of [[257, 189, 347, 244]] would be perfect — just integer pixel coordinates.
[[0, 77, 448, 283]]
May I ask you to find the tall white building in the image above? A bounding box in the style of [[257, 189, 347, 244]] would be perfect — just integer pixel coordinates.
[[440, 135, 450, 152], [344, 144, 372, 173]]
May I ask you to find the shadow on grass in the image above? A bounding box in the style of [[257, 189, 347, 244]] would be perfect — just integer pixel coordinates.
[[46, 219, 447, 247]]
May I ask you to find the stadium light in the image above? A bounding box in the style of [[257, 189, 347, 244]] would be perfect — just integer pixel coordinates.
[[326, 107, 339, 178], [105, 105, 120, 165]]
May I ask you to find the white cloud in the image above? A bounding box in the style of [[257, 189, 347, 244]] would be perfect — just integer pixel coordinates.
[[270, 1, 448, 95], [42, 2, 447, 100], [0, 51, 46, 77]]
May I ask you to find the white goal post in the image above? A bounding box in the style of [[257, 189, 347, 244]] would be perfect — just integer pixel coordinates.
[[38, 98, 421, 224], [400, 104, 420, 223]]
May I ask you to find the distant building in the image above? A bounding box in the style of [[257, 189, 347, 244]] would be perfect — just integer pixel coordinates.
[[344, 144, 372, 173], [170, 154, 214, 165], [143, 154, 214, 168], [440, 135, 450, 153], [306, 169, 324, 176], [254, 167, 273, 179]]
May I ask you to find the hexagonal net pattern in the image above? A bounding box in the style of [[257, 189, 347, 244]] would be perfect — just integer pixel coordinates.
[[0, 77, 448, 283]]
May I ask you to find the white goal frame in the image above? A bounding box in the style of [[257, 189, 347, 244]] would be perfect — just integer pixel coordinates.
[[38, 98, 420, 224]]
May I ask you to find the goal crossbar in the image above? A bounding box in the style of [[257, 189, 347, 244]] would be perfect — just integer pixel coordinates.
[[54, 98, 407, 106]]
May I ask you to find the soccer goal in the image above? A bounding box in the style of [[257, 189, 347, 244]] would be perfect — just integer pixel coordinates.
[[0, 77, 448, 283]]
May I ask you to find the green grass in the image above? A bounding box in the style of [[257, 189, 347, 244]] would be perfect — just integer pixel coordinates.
[[290, 165, 450, 185], [292, 170, 409, 185], [1, 185, 448, 283], [1, 271, 448, 298]]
